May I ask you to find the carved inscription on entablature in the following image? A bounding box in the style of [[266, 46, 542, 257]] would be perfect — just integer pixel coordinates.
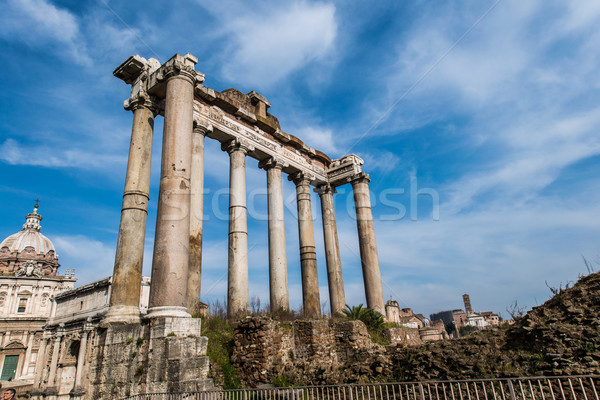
[[195, 104, 328, 182]]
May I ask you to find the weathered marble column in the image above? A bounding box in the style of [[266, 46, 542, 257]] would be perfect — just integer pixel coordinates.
[[104, 96, 157, 325], [290, 172, 321, 318], [351, 173, 385, 315], [147, 53, 199, 319], [187, 120, 212, 316], [223, 139, 250, 318], [73, 325, 90, 392], [316, 184, 345, 316], [21, 332, 34, 376], [46, 332, 63, 387], [33, 335, 48, 387], [259, 157, 289, 312]]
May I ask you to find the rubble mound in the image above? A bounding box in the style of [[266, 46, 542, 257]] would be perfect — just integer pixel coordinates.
[[390, 272, 600, 380]]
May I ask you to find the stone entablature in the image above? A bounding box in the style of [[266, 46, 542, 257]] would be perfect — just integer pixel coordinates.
[[113, 54, 364, 187]]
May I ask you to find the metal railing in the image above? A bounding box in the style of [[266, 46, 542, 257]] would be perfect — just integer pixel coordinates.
[[122, 375, 600, 400]]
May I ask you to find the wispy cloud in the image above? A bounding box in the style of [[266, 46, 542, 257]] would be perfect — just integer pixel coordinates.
[[0, 0, 91, 65], [201, 1, 337, 87], [51, 234, 115, 284], [0, 139, 127, 170], [293, 126, 337, 155]]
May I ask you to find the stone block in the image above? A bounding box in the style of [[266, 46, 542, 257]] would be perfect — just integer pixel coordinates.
[[151, 316, 202, 338]]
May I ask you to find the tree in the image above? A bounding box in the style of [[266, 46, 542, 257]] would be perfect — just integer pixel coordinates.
[[445, 322, 457, 336], [506, 299, 526, 320]]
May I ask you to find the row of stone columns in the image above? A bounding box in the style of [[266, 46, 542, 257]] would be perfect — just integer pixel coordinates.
[[106, 53, 386, 325], [33, 325, 90, 395]]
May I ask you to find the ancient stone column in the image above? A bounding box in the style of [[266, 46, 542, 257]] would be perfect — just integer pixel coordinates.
[[223, 139, 250, 318], [46, 332, 62, 387], [351, 173, 385, 315], [259, 157, 289, 312], [290, 172, 321, 318], [187, 120, 212, 316], [104, 96, 157, 325], [33, 335, 48, 387], [147, 54, 199, 319], [316, 184, 345, 316], [21, 332, 34, 376], [73, 327, 90, 391]]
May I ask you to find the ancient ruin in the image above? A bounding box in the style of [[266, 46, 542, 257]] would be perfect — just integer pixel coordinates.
[[23, 52, 386, 399], [105, 52, 385, 323]]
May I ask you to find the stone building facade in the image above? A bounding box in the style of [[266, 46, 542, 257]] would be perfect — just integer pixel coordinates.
[[0, 206, 76, 389]]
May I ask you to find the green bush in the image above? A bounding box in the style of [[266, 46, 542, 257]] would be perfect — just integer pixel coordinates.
[[343, 304, 389, 345]]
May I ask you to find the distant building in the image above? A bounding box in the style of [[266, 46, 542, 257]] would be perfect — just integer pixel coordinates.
[[481, 311, 501, 326], [463, 294, 473, 314], [465, 312, 490, 328], [385, 300, 446, 342], [430, 309, 466, 328], [0, 205, 76, 387]]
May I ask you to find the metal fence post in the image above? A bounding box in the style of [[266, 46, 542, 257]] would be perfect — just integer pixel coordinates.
[[508, 381, 517, 400]]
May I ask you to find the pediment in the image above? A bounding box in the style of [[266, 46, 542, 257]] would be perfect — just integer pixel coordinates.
[[4, 341, 26, 350]]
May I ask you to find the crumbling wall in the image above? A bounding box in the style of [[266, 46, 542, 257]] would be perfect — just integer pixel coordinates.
[[88, 318, 213, 399], [383, 327, 422, 346], [232, 317, 388, 387]]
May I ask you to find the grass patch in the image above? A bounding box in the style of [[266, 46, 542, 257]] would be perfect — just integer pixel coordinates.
[[202, 316, 241, 389]]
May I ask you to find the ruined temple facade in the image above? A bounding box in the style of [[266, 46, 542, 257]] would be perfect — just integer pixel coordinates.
[[29, 52, 386, 399], [104, 52, 385, 324]]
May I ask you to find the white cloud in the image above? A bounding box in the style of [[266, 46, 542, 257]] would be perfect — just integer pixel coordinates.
[[219, 1, 337, 87], [51, 234, 115, 285], [360, 151, 401, 173], [0, 0, 91, 65], [361, 189, 600, 316], [0, 139, 127, 170], [293, 126, 337, 154]]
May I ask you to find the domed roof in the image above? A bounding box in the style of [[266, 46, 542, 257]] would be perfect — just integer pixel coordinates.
[[0, 205, 56, 256]]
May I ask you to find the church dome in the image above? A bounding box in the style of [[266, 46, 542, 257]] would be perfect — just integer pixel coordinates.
[[0, 204, 60, 277], [0, 206, 56, 255]]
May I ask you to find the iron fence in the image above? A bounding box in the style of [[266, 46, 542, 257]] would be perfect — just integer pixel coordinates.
[[122, 375, 600, 400]]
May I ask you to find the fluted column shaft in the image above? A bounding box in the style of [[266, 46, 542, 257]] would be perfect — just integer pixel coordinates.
[[187, 123, 210, 315], [147, 65, 196, 318], [260, 158, 289, 312], [351, 174, 385, 315], [317, 184, 345, 316], [106, 99, 156, 324], [291, 173, 321, 318], [224, 140, 249, 318]]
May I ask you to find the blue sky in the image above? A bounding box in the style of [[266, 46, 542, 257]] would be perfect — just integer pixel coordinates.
[[1, 0, 600, 318]]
